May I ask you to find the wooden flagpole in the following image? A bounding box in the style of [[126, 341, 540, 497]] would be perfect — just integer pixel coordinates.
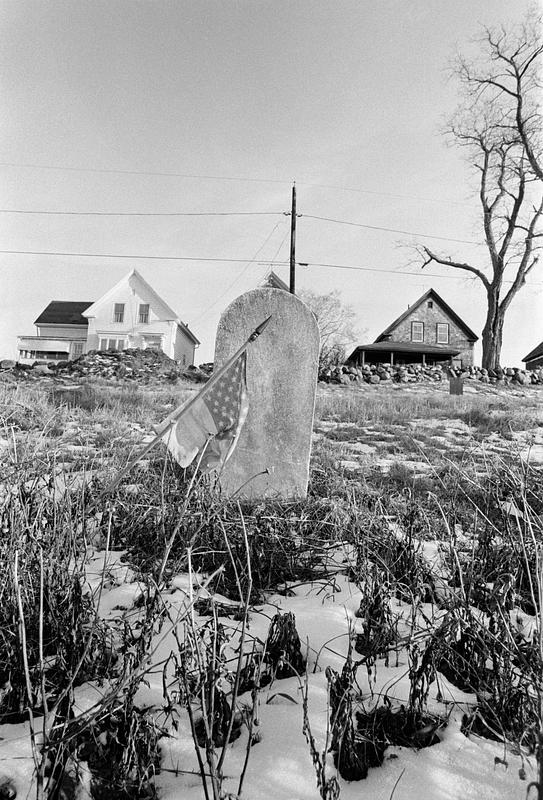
[[93, 315, 272, 499]]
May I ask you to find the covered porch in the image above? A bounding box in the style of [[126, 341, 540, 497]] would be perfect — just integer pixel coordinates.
[[347, 341, 460, 367], [17, 336, 85, 363]]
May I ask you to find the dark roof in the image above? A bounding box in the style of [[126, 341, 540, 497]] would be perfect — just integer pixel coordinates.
[[523, 341, 543, 363], [34, 301, 93, 326], [375, 289, 478, 343], [348, 341, 461, 360], [263, 271, 289, 291]]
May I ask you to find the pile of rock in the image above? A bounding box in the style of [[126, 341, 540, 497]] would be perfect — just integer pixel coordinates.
[[322, 363, 444, 384], [320, 362, 543, 386], [462, 365, 543, 385], [0, 350, 211, 384]]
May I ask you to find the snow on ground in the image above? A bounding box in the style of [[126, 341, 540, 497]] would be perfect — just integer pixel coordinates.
[[0, 545, 536, 799], [153, 569, 535, 800]]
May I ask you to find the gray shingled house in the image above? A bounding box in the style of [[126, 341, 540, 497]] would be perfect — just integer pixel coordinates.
[[522, 341, 543, 370], [347, 289, 478, 369]]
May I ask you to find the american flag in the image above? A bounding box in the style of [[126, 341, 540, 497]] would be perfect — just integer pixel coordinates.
[[163, 352, 248, 473]]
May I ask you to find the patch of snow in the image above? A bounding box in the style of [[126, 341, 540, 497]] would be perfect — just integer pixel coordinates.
[[337, 459, 363, 472], [343, 441, 377, 455]]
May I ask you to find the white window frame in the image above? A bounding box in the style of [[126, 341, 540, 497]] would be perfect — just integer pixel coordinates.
[[113, 303, 125, 323], [411, 321, 424, 343], [72, 342, 84, 357], [436, 323, 449, 344], [138, 303, 150, 324], [99, 337, 125, 351]]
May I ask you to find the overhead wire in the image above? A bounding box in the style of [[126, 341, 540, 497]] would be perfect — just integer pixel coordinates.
[[0, 161, 467, 206], [298, 260, 542, 286], [0, 207, 483, 244], [261, 227, 290, 281], [189, 220, 286, 325], [1, 248, 540, 285], [301, 214, 483, 245], [0, 249, 288, 264], [0, 208, 285, 217]]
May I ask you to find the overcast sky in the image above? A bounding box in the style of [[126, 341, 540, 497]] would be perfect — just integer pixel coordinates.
[[1, 0, 540, 364]]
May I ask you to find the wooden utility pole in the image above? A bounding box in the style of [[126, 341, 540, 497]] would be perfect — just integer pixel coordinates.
[[289, 183, 296, 294]]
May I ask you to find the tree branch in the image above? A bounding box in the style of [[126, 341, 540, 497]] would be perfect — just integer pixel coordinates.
[[420, 247, 491, 289], [500, 195, 543, 311]]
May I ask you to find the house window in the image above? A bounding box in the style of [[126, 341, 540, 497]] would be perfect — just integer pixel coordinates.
[[411, 321, 424, 342], [142, 334, 163, 351], [138, 304, 149, 324], [436, 323, 449, 344], [427, 301, 433, 308], [100, 338, 125, 351], [114, 303, 125, 323], [72, 342, 84, 357]]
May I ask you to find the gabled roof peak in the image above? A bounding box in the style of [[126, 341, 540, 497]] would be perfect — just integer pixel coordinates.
[[523, 340, 543, 363], [82, 269, 180, 321], [375, 288, 478, 342]]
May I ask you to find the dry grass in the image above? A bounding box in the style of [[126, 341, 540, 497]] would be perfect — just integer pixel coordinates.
[[316, 384, 543, 434], [0, 378, 541, 798]]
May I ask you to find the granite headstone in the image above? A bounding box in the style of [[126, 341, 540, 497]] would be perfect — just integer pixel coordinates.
[[214, 288, 319, 499]]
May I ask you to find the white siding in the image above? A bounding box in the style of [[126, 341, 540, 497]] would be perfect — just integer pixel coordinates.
[[173, 326, 197, 365], [86, 286, 177, 357], [36, 324, 87, 339]]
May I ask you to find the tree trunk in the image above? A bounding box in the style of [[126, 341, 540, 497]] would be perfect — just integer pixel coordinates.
[[481, 293, 505, 370]]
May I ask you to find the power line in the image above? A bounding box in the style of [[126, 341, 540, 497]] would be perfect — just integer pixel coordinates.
[[302, 214, 483, 245], [299, 260, 542, 286], [0, 206, 482, 245], [0, 208, 284, 217], [189, 220, 286, 325], [0, 248, 288, 264], [0, 161, 467, 207], [1, 247, 540, 285], [0, 162, 290, 184]]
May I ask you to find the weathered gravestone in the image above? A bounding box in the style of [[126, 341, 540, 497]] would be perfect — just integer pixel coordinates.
[[214, 288, 319, 499], [449, 376, 464, 395]]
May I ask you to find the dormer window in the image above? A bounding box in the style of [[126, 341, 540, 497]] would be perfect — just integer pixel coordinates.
[[139, 303, 150, 324], [114, 303, 125, 323], [411, 321, 424, 342]]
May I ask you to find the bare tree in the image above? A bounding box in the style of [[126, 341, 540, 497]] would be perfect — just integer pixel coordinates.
[[417, 13, 543, 369], [298, 289, 360, 372]]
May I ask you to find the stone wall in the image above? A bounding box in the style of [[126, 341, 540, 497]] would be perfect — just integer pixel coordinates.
[[321, 362, 543, 386]]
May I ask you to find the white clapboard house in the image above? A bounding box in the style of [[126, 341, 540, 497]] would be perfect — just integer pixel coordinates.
[[17, 269, 200, 365]]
